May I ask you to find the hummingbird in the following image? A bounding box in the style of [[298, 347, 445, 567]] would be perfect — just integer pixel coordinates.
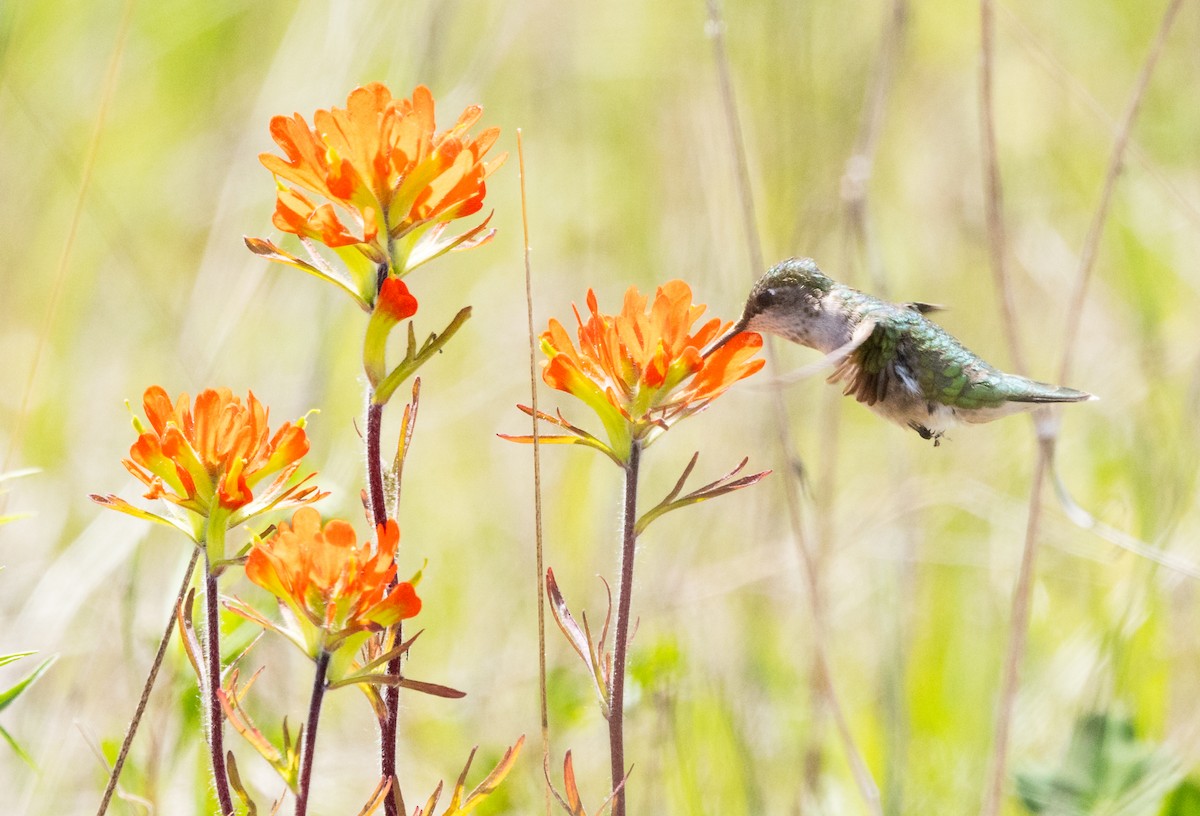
[[710, 257, 1096, 445]]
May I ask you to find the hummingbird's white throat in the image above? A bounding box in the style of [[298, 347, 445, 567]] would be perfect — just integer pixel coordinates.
[[748, 290, 853, 354]]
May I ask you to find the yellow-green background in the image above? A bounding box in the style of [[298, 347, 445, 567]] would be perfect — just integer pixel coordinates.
[[1, 0, 1199, 813]]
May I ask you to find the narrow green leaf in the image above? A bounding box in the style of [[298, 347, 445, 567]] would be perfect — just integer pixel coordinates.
[[0, 655, 55, 712], [0, 652, 36, 669], [0, 724, 34, 767]]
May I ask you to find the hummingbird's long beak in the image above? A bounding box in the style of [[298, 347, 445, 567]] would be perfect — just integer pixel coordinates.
[[702, 317, 749, 359]]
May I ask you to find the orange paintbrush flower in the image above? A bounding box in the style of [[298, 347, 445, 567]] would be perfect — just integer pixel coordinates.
[[530, 280, 765, 462], [241, 507, 421, 657], [247, 82, 505, 310], [519, 285, 769, 812], [91, 386, 321, 558]]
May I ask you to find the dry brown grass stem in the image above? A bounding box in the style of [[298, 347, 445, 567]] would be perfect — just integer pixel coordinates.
[[980, 435, 1050, 816], [839, 5, 910, 813], [980, 2, 1184, 813], [979, 0, 1028, 375], [517, 130, 552, 816], [95, 548, 200, 816], [999, 5, 1200, 235], [2, 0, 137, 475], [842, 0, 908, 296], [705, 1, 882, 812], [1057, 0, 1185, 386]]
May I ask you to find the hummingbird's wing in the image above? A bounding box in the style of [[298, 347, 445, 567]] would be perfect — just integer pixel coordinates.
[[826, 311, 981, 408], [826, 318, 919, 407]]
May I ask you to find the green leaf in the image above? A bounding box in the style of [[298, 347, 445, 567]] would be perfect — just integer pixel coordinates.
[[0, 723, 34, 767], [1016, 711, 1181, 815], [502, 405, 622, 467], [1161, 779, 1200, 816], [0, 654, 55, 712], [373, 307, 472, 406], [244, 236, 367, 309], [0, 651, 36, 669], [635, 455, 770, 535]]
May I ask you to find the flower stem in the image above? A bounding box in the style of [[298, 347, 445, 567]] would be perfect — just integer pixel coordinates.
[[203, 552, 235, 816], [367, 400, 388, 528], [366, 397, 403, 816], [609, 440, 641, 816], [295, 650, 331, 816]]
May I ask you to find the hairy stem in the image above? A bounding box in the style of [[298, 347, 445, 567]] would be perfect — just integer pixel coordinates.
[[295, 650, 331, 816], [204, 554, 234, 816], [95, 548, 200, 816], [367, 400, 388, 528], [367, 398, 403, 816], [609, 440, 642, 816]]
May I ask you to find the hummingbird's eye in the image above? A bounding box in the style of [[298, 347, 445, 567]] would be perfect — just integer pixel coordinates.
[[756, 288, 779, 309]]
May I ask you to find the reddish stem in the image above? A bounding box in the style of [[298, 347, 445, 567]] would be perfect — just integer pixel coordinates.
[[367, 400, 388, 527], [367, 398, 403, 816], [608, 441, 641, 816], [204, 557, 235, 816], [295, 650, 331, 816]]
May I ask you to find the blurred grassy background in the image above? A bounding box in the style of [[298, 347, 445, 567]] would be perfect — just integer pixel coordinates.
[[1, 0, 1199, 813]]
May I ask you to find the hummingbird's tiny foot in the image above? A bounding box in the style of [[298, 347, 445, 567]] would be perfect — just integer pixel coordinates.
[[908, 420, 945, 446], [908, 421, 934, 440]]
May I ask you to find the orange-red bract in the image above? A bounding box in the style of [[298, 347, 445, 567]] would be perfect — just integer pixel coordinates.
[[124, 386, 312, 515], [255, 82, 505, 302], [538, 280, 764, 460], [245, 507, 420, 652]]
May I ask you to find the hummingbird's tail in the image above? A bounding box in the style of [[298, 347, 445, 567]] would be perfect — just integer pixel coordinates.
[[1003, 377, 1096, 404]]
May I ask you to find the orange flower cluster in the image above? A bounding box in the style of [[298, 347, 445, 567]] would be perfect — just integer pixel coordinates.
[[91, 386, 320, 561], [244, 507, 420, 654], [123, 387, 311, 515], [250, 83, 505, 309], [538, 280, 764, 460]]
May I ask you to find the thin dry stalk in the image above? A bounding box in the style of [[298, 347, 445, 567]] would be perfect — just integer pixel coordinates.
[[980, 2, 1183, 813], [95, 548, 200, 816], [977, 9, 1036, 806], [837, 6, 910, 810], [1058, 0, 1184, 386], [704, 1, 882, 812], [2, 0, 137, 476], [999, 6, 1200, 234], [517, 129, 553, 816], [980, 435, 1050, 816], [842, 0, 908, 296], [979, 0, 1028, 375]]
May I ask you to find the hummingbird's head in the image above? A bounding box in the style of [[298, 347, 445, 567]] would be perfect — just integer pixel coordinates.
[[703, 257, 833, 357], [739, 257, 833, 333]]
